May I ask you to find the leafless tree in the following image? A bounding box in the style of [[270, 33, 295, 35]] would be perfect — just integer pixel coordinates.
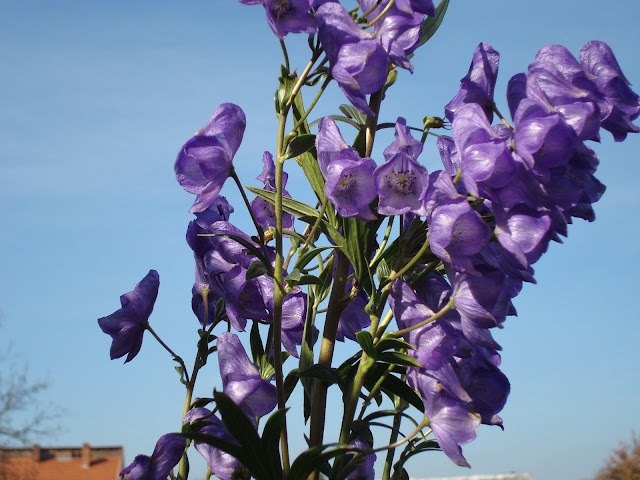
[[594, 431, 640, 480], [0, 311, 60, 445]]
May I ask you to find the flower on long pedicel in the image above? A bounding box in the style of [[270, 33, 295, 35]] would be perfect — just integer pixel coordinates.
[[175, 103, 246, 214], [98, 270, 159, 363], [120, 434, 186, 480]]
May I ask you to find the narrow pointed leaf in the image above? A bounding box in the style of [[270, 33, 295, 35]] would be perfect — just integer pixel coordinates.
[[418, 0, 450, 47]]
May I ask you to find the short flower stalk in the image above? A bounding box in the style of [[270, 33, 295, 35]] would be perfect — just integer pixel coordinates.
[[96, 2, 640, 480]]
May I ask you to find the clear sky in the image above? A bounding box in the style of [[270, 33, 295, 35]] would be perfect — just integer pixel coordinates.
[[1, 1, 639, 480]]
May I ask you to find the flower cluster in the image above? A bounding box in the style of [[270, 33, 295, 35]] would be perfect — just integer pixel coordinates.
[[97, 2, 639, 479]]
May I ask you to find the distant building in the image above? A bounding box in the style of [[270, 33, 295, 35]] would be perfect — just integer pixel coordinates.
[[0, 443, 123, 480], [412, 474, 533, 480]]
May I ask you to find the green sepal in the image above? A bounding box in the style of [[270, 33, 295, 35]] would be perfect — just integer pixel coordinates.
[[418, 0, 450, 47]]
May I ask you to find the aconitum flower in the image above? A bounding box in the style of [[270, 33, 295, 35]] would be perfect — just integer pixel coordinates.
[[445, 43, 500, 122], [580, 40, 640, 141], [316, 117, 377, 221], [183, 408, 241, 480], [250, 152, 294, 230], [120, 434, 186, 480], [315, 1, 389, 115], [240, 0, 316, 39], [217, 332, 277, 418], [374, 118, 429, 216], [98, 270, 159, 363], [345, 437, 376, 480], [175, 103, 246, 214]]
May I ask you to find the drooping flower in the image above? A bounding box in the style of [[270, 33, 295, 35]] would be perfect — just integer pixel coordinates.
[[580, 40, 640, 141], [445, 43, 500, 122], [183, 407, 241, 480], [98, 270, 159, 363], [217, 332, 277, 418], [175, 103, 246, 214], [315, 1, 389, 115], [120, 434, 186, 480], [344, 437, 376, 480], [374, 118, 429, 216], [316, 117, 378, 221], [250, 152, 294, 230], [240, 0, 316, 39]]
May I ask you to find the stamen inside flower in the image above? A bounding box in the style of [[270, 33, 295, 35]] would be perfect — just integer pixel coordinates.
[[271, 0, 291, 18]]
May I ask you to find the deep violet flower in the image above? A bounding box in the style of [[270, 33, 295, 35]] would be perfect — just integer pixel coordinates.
[[120, 434, 186, 480], [316, 117, 378, 221], [217, 332, 277, 418], [240, 0, 316, 39], [445, 43, 500, 122], [374, 118, 429, 216], [250, 152, 294, 230], [175, 103, 246, 214], [183, 408, 241, 480], [98, 270, 159, 363], [580, 40, 640, 141], [315, 1, 389, 115], [345, 437, 376, 480]]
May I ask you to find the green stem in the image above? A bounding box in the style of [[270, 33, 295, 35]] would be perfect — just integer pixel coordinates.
[[357, 0, 384, 22], [146, 325, 189, 384], [364, 0, 396, 28], [274, 111, 291, 476], [290, 74, 332, 133], [280, 39, 290, 73], [309, 251, 351, 449], [368, 215, 394, 268], [389, 298, 455, 338], [365, 90, 384, 158], [385, 237, 431, 284]]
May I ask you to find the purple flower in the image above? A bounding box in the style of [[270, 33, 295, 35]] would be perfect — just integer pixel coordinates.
[[445, 43, 500, 122], [374, 118, 429, 216], [98, 270, 159, 363], [315, 1, 389, 115], [250, 152, 294, 230], [241, 0, 316, 39], [580, 41, 640, 141], [357, 0, 425, 72], [175, 104, 246, 214], [183, 407, 241, 480], [120, 434, 186, 480], [316, 117, 378, 221], [345, 437, 376, 480], [217, 332, 277, 418]]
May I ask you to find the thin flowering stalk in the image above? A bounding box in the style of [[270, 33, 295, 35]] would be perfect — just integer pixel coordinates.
[[291, 74, 332, 133], [146, 325, 190, 385], [365, 0, 397, 29], [389, 298, 455, 338], [489, 101, 514, 131], [365, 89, 385, 157], [386, 237, 431, 284], [357, 0, 384, 22], [369, 215, 395, 268]]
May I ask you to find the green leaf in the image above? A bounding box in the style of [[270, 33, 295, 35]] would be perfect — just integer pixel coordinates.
[[375, 258, 391, 281], [299, 364, 345, 390], [343, 216, 382, 291], [250, 321, 265, 365], [309, 114, 362, 130], [355, 331, 375, 357], [377, 351, 423, 368], [295, 245, 339, 272], [364, 366, 424, 412], [190, 397, 214, 409], [373, 337, 415, 355], [339, 104, 368, 126], [246, 260, 269, 281], [246, 186, 320, 219], [284, 133, 316, 160], [213, 391, 261, 453], [284, 368, 300, 402], [418, 0, 450, 47], [288, 444, 352, 480], [260, 409, 287, 479]]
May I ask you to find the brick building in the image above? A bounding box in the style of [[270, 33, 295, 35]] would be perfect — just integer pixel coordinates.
[[0, 443, 123, 480]]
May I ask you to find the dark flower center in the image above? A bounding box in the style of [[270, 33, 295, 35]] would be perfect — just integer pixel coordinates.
[[271, 0, 292, 18]]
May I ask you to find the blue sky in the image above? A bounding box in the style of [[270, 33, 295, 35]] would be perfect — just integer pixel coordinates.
[[1, 1, 639, 479]]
